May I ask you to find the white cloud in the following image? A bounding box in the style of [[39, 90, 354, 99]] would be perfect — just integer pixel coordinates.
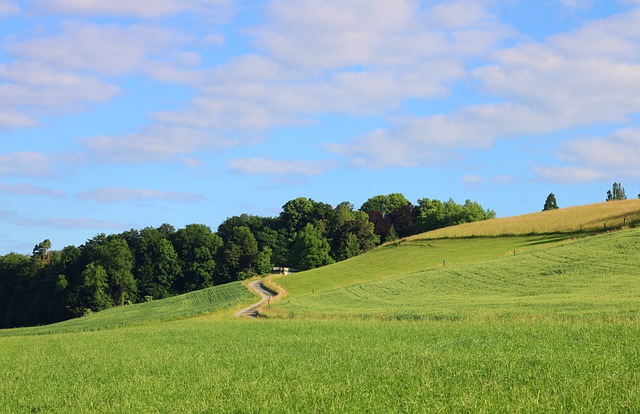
[[532, 165, 609, 183], [255, 0, 507, 70], [0, 62, 120, 123], [0, 1, 18, 16], [148, 0, 508, 140], [228, 157, 338, 176], [559, 0, 594, 10], [0, 110, 38, 129], [534, 127, 640, 183], [0, 182, 66, 198], [0, 152, 83, 178], [34, 0, 236, 20], [462, 174, 485, 187], [81, 125, 242, 163], [9, 22, 195, 76], [15, 216, 130, 230], [330, 6, 640, 168], [0, 152, 56, 178], [77, 187, 208, 203]]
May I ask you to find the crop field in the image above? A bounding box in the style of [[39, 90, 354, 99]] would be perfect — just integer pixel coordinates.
[[0, 281, 254, 337], [267, 229, 640, 321]]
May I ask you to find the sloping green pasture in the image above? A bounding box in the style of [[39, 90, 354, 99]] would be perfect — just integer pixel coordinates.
[[268, 233, 578, 299], [268, 229, 640, 321], [0, 281, 254, 336]]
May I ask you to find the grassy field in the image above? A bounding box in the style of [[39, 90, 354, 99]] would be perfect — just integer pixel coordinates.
[[2, 318, 639, 413], [2, 201, 640, 412], [266, 229, 640, 321], [0, 281, 254, 337]]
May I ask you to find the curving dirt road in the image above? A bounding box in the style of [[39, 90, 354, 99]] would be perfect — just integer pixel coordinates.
[[233, 280, 276, 318]]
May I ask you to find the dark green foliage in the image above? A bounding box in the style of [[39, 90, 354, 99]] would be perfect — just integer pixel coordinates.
[[220, 226, 259, 280], [543, 193, 559, 211], [80, 262, 113, 311], [173, 224, 221, 292], [290, 224, 335, 270], [606, 182, 627, 201], [413, 198, 496, 233]]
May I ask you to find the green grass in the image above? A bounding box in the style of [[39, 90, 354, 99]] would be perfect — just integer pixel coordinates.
[[4, 201, 640, 412], [0, 281, 255, 337], [268, 230, 640, 321], [269, 233, 579, 300], [1, 318, 639, 413]]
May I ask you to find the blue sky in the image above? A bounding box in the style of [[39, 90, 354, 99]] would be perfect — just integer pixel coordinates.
[[2, 0, 640, 254]]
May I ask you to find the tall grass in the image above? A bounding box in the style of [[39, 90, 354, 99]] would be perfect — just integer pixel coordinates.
[[1, 319, 639, 413]]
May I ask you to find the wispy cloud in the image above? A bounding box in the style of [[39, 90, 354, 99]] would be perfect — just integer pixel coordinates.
[[77, 187, 208, 203], [15, 216, 131, 230], [330, 6, 640, 169], [81, 125, 242, 163], [0, 1, 18, 17], [8, 22, 194, 76], [0, 182, 66, 198], [33, 0, 236, 20], [0, 152, 83, 178], [534, 127, 640, 183], [0, 152, 56, 178], [0, 62, 120, 127], [228, 157, 338, 176]]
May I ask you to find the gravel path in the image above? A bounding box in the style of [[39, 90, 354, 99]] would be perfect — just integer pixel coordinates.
[[233, 280, 276, 318]]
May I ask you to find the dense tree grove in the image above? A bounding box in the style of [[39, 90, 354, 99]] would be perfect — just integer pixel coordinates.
[[0, 193, 494, 328]]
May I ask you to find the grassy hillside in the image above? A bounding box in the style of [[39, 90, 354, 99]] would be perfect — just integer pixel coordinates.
[[0, 281, 254, 337], [3, 201, 640, 412], [265, 200, 640, 320], [267, 229, 640, 320]]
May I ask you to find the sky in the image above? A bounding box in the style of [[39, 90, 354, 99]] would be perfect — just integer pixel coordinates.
[[2, 0, 640, 254]]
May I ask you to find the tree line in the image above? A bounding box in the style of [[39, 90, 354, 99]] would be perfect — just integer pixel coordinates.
[[0, 193, 495, 328]]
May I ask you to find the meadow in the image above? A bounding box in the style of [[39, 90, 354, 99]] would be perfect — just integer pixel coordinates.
[[2, 319, 639, 413], [266, 229, 640, 321], [2, 200, 640, 412]]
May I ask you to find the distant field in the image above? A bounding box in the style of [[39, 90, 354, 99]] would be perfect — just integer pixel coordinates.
[[409, 199, 640, 239], [0, 281, 254, 337], [267, 229, 640, 321]]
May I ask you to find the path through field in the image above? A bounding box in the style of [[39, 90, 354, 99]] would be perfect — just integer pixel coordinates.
[[233, 280, 275, 318]]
